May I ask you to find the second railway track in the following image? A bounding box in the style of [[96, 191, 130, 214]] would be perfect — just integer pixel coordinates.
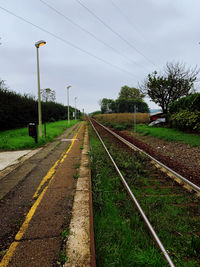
[[89, 118, 200, 267]]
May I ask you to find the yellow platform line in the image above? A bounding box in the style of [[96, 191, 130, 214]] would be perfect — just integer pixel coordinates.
[[33, 160, 59, 198], [0, 242, 18, 267], [0, 129, 80, 267], [33, 130, 79, 199]]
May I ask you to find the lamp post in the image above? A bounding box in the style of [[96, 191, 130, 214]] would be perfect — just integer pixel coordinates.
[[74, 97, 77, 120], [35, 40, 46, 137], [67, 85, 71, 124]]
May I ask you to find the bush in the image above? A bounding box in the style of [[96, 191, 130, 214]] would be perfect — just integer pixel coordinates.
[[170, 110, 200, 132], [169, 93, 200, 133], [103, 122, 110, 127], [169, 93, 200, 114], [113, 124, 127, 131]]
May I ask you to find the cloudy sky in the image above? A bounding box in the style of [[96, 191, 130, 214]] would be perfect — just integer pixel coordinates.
[[0, 0, 200, 113]]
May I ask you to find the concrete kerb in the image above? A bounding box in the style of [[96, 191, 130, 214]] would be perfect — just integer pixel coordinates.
[[65, 126, 96, 267]]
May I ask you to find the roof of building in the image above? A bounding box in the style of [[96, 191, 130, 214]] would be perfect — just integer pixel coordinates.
[[150, 111, 163, 117]]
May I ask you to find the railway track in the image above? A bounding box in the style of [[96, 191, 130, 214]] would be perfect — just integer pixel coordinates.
[[92, 119, 200, 196], [89, 118, 200, 267]]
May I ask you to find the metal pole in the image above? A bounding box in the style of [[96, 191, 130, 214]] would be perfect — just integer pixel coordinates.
[[75, 97, 77, 120], [36, 47, 42, 137], [44, 97, 47, 137], [134, 105, 136, 133], [67, 87, 70, 124]]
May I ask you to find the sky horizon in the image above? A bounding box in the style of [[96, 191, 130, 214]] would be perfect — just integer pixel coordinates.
[[0, 0, 200, 113]]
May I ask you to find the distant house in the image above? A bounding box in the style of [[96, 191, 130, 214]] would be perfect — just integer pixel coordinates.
[[150, 111, 164, 122]]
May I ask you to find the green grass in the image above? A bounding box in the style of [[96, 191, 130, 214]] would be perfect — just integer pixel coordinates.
[[61, 229, 69, 240], [57, 250, 68, 265], [74, 162, 81, 169], [73, 173, 79, 179], [135, 124, 200, 147], [0, 120, 78, 151]]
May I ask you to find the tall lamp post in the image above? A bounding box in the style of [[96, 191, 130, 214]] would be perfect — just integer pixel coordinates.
[[74, 97, 77, 120], [67, 85, 71, 124], [35, 40, 46, 137]]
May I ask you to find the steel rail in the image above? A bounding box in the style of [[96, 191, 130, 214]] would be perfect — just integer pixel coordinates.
[[92, 119, 200, 194], [89, 118, 175, 267]]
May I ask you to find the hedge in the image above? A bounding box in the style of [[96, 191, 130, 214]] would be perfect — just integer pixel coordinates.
[[0, 88, 75, 131]]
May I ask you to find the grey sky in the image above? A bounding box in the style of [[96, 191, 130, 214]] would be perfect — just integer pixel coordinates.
[[0, 0, 200, 113]]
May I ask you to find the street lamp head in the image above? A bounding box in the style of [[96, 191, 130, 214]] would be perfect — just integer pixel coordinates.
[[35, 40, 46, 48]]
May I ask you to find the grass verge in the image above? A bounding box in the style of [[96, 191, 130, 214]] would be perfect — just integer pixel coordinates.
[[135, 124, 200, 147], [0, 120, 78, 151]]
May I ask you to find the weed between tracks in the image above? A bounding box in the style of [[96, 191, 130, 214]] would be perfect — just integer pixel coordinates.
[[89, 125, 200, 266]]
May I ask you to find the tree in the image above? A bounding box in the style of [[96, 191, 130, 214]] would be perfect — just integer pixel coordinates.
[[41, 88, 56, 102], [99, 98, 116, 113], [141, 62, 199, 114], [89, 110, 101, 116], [115, 99, 149, 113], [0, 79, 7, 90], [41, 88, 56, 133], [118, 85, 144, 100]]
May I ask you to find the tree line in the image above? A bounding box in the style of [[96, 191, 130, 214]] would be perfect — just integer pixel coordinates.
[[0, 81, 78, 131], [97, 61, 200, 132], [98, 62, 199, 116], [99, 86, 149, 114]]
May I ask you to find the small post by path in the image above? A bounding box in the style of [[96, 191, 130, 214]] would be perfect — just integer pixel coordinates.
[[134, 105, 136, 133]]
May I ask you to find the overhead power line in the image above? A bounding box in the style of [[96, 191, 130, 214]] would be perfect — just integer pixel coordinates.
[[0, 5, 137, 78], [75, 0, 156, 67], [109, 0, 143, 37], [109, 0, 159, 56], [39, 0, 142, 69]]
